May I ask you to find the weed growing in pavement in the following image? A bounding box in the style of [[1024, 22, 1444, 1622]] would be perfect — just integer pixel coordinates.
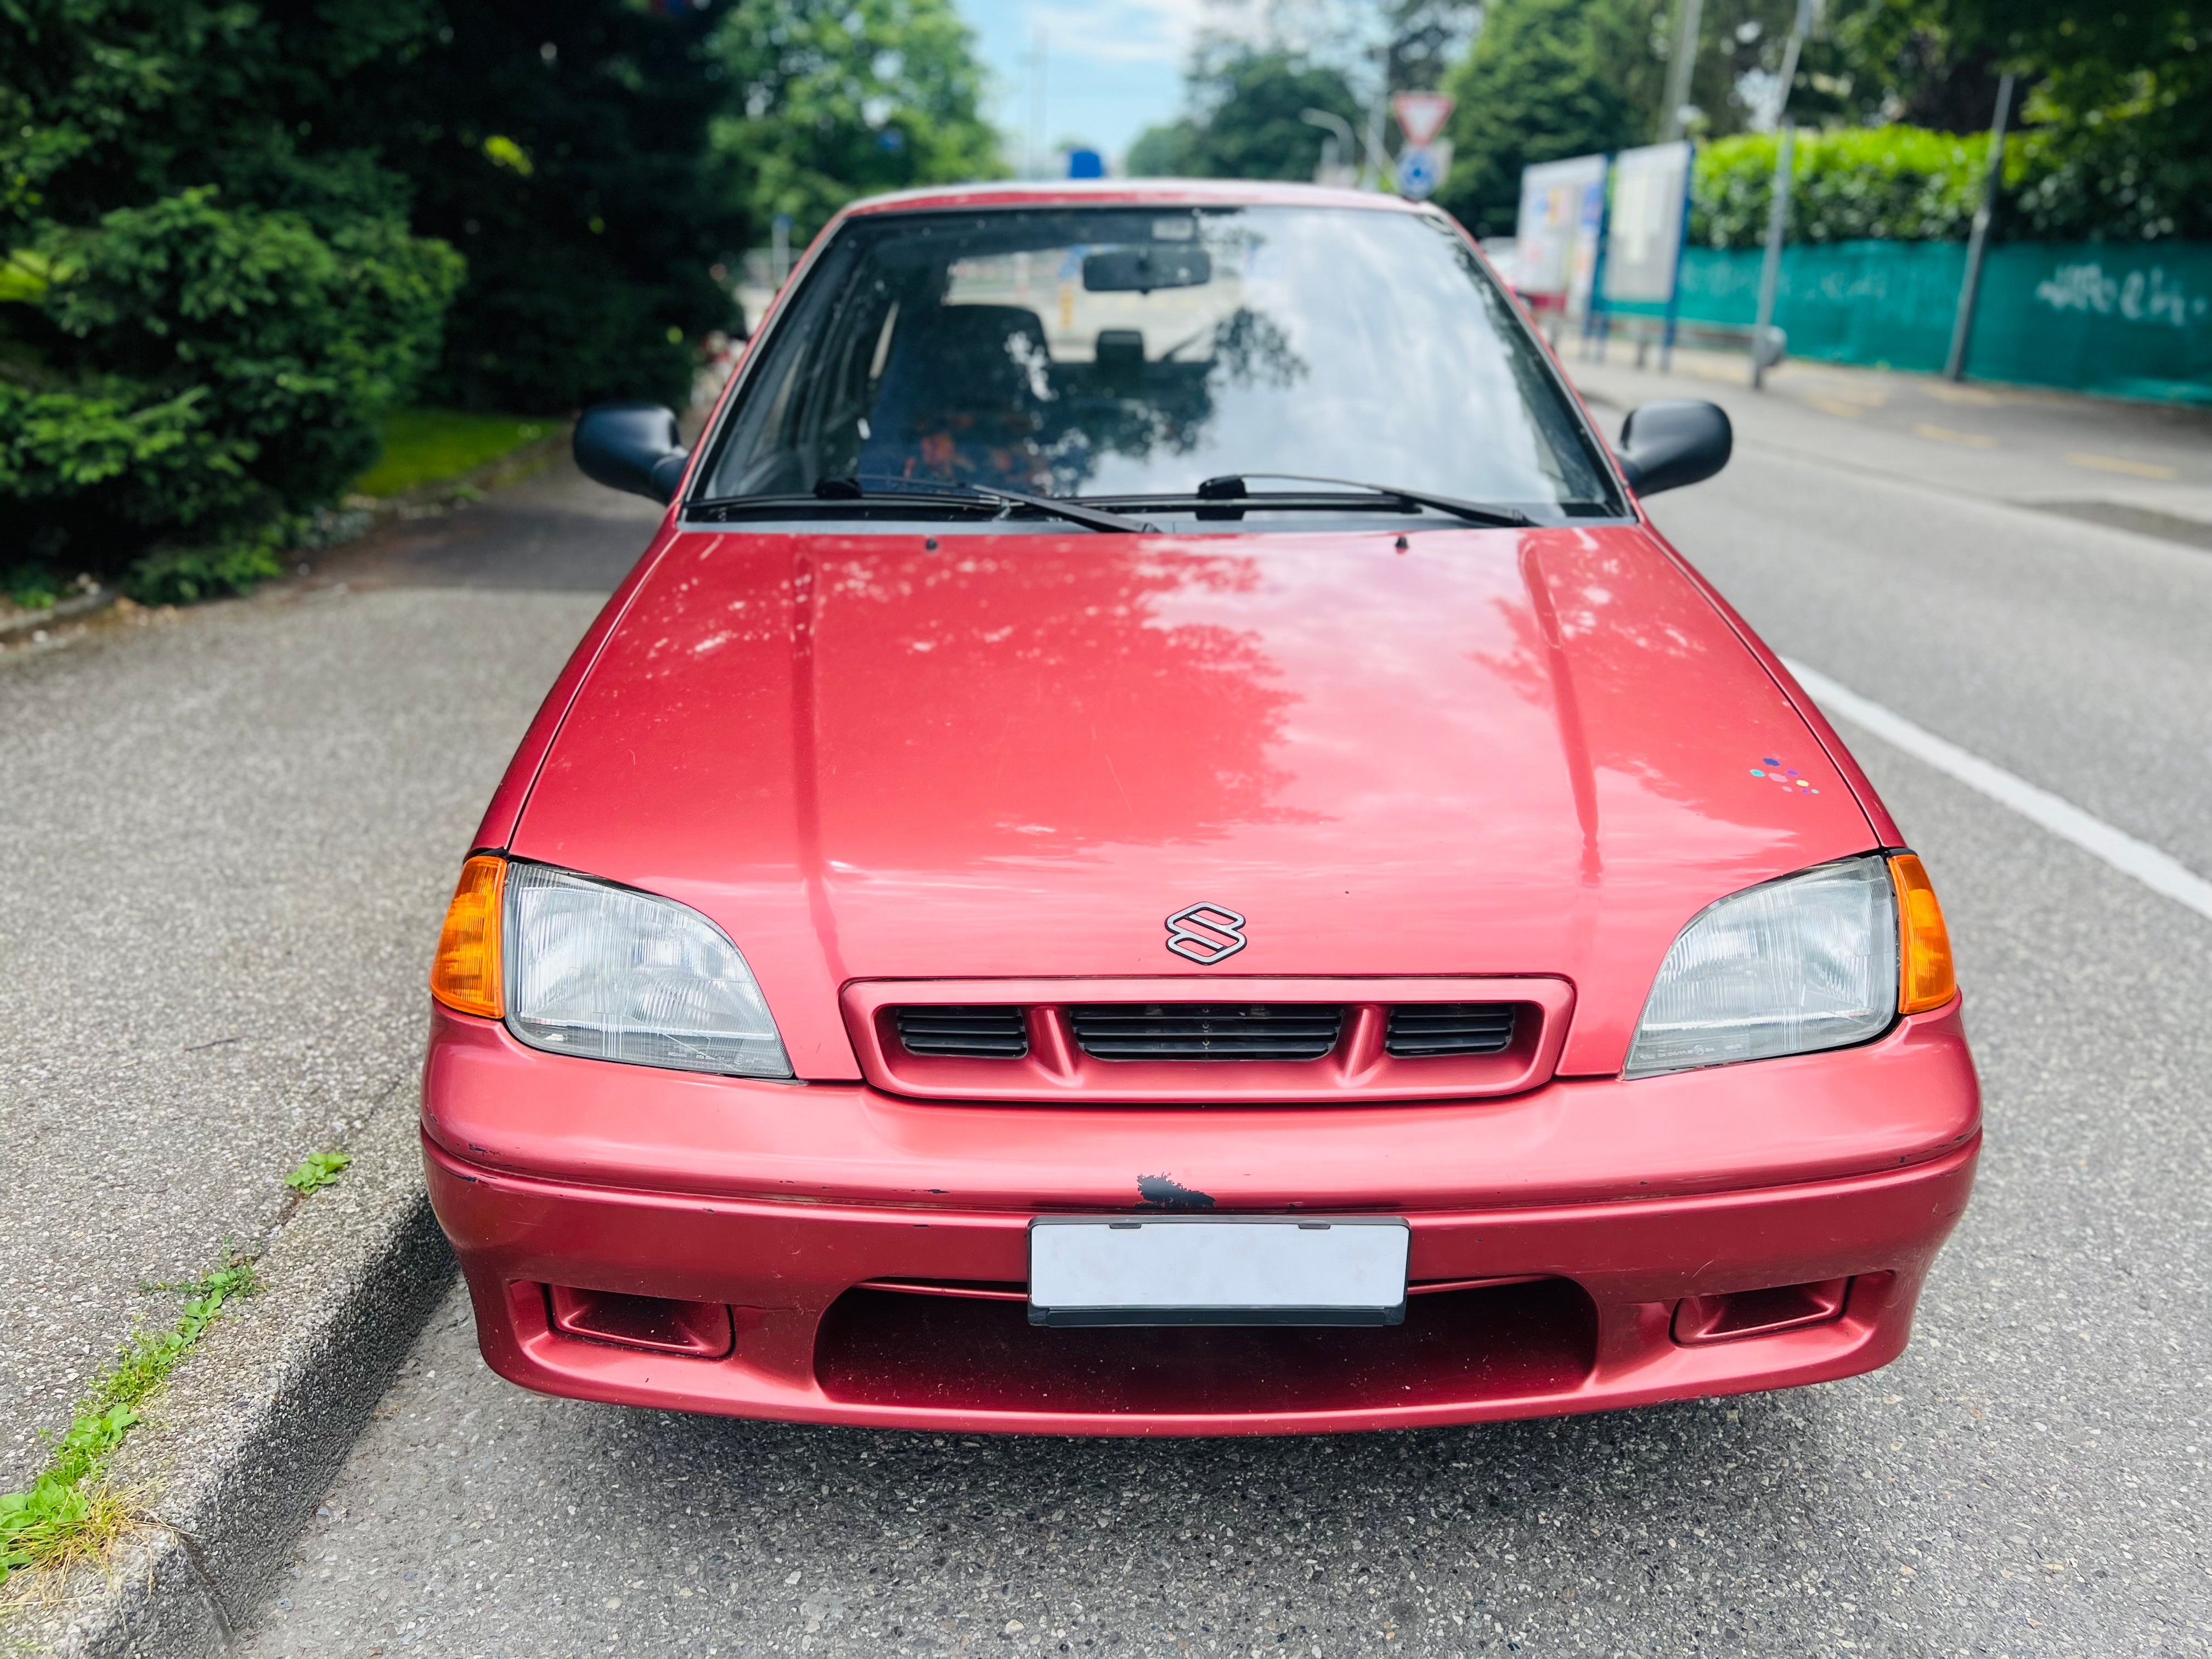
[[284, 1150, 352, 1195], [0, 1259, 261, 1589]]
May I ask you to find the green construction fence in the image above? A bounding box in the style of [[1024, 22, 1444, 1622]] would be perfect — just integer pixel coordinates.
[[1602, 239, 2212, 404]]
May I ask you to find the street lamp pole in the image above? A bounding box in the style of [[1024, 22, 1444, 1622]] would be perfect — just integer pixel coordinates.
[[1363, 39, 1390, 191], [1301, 110, 1360, 185], [1028, 26, 1048, 180], [1750, 0, 1815, 390], [1658, 0, 1704, 144], [1944, 71, 2016, 382]]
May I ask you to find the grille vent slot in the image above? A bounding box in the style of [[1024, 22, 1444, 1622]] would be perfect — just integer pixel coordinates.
[[1385, 1003, 1517, 1058], [1069, 1003, 1343, 1062], [895, 1005, 1029, 1059]]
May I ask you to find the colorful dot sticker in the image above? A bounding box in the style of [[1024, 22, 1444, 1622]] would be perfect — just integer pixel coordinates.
[[1750, 756, 1819, 794]]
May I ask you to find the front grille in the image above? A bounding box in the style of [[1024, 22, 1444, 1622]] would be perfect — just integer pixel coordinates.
[[895, 1005, 1029, 1058], [1069, 1003, 1343, 1062], [1385, 1002, 1517, 1057]]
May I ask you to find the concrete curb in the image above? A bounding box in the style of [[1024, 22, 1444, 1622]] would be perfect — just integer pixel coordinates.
[[4, 1087, 454, 1657], [0, 587, 117, 644]]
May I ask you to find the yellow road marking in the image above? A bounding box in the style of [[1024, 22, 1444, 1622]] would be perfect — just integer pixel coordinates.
[[1673, 356, 1751, 386], [1806, 395, 1865, 419], [2067, 452, 2178, 480], [1916, 424, 1996, 449], [1924, 383, 2000, 407]]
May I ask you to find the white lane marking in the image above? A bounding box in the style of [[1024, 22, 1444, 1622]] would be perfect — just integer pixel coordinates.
[[1784, 657, 2212, 925]]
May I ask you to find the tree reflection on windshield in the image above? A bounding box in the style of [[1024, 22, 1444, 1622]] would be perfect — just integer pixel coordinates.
[[703, 205, 1615, 516], [1034, 305, 1308, 495]]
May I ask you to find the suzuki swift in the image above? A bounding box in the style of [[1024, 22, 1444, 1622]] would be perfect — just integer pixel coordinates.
[[424, 180, 1977, 1434]]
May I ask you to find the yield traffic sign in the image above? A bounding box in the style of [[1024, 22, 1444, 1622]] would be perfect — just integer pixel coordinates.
[[1392, 93, 1455, 149]]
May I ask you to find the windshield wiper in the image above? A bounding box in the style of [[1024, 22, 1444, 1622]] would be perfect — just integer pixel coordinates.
[[686, 480, 1155, 533], [950, 481, 1157, 534], [1191, 473, 1533, 528], [686, 489, 995, 521], [812, 476, 1155, 534]]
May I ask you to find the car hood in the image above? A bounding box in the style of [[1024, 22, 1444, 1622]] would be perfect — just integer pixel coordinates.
[[512, 524, 1880, 1078]]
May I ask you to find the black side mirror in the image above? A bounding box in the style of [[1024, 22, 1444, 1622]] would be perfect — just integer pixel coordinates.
[[574, 403, 690, 503], [1616, 400, 1732, 496]]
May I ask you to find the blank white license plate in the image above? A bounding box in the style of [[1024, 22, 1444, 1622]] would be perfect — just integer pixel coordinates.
[[1028, 1216, 1409, 1327]]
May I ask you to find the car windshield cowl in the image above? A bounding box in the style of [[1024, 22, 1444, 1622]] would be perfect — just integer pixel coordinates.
[[692, 202, 1627, 522], [833, 474, 1157, 532], [1088, 493, 1622, 523], [1182, 473, 1534, 527], [687, 481, 1155, 533], [681, 489, 1614, 534]]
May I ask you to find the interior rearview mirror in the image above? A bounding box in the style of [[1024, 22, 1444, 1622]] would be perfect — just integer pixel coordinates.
[[574, 403, 690, 503], [1082, 246, 1212, 294], [1616, 400, 1732, 496]]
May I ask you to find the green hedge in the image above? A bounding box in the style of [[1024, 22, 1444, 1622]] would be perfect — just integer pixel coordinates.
[[1, 0, 464, 598], [1691, 126, 2015, 251], [2, 191, 461, 596], [1690, 120, 2209, 252]]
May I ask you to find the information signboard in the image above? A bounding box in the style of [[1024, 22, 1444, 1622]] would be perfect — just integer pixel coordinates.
[[1514, 154, 1609, 318], [1601, 142, 1692, 304]]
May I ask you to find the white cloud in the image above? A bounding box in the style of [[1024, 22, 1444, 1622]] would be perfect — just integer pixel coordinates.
[[1019, 0, 1214, 67], [969, 0, 1367, 155], [1017, 0, 1365, 70]]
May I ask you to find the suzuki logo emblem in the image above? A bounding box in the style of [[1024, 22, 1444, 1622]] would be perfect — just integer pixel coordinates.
[[1164, 902, 1247, 965]]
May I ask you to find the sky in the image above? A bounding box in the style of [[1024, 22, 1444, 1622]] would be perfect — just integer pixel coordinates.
[[954, 0, 1207, 167]]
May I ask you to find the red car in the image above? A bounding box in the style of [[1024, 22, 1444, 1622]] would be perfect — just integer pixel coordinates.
[[424, 181, 1977, 1435]]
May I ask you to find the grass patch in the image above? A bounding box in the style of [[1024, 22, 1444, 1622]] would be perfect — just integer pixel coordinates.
[[124, 539, 286, 606], [3, 565, 65, 612], [0, 1259, 260, 1588], [284, 1150, 352, 1195], [352, 408, 556, 499]]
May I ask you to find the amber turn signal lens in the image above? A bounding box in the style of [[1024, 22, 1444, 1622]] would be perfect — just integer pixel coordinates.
[[430, 854, 507, 1018], [1889, 852, 1955, 1014]]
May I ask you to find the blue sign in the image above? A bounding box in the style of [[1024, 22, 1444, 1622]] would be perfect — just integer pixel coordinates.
[[1397, 145, 1443, 201], [1067, 148, 1105, 180]]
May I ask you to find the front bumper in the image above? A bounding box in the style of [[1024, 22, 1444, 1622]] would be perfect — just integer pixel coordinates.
[[424, 1001, 1979, 1435]]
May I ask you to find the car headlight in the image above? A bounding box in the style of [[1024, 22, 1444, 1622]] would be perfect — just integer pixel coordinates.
[[430, 855, 791, 1077], [1623, 852, 1953, 1079]]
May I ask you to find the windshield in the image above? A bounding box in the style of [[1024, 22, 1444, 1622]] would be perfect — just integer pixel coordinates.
[[696, 204, 1621, 520]]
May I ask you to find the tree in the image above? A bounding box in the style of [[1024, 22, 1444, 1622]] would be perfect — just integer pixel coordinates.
[[1809, 0, 2007, 131], [1435, 0, 1667, 236], [1426, 0, 2207, 248], [1127, 49, 1364, 181], [1384, 0, 1484, 94], [353, 0, 748, 414], [711, 0, 1001, 246], [0, 0, 462, 595], [1702, 0, 2211, 239], [1126, 121, 1202, 178], [1937, 0, 2210, 240]]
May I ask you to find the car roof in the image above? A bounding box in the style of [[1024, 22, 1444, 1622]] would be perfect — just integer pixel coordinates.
[[839, 178, 1438, 219]]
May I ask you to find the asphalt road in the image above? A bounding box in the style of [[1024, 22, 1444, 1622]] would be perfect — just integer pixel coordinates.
[[228, 391, 2212, 1658]]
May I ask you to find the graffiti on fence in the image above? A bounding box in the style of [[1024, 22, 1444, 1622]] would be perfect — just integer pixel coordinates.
[[2034, 261, 2209, 329]]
